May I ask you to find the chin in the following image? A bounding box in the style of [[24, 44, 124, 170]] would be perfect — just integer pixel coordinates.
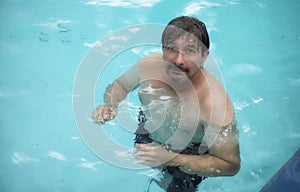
[[169, 74, 189, 83], [165, 67, 189, 84]]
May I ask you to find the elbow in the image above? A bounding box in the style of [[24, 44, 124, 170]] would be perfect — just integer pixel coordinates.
[[228, 162, 240, 176]]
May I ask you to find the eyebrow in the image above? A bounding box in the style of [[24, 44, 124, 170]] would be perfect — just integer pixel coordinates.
[[164, 42, 176, 47], [185, 44, 198, 49], [165, 43, 197, 48]]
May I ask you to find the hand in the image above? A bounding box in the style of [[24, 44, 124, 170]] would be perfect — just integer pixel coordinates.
[[135, 144, 178, 167], [92, 105, 117, 124]]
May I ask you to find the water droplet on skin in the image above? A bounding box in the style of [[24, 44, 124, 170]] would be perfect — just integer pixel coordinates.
[[209, 168, 214, 172]]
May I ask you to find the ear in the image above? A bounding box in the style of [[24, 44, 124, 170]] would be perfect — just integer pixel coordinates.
[[201, 50, 210, 65]]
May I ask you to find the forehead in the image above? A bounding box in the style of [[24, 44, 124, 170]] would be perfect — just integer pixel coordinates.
[[165, 33, 200, 47]]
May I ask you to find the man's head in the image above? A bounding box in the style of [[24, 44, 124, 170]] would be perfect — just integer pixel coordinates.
[[162, 16, 210, 52], [161, 16, 210, 83]]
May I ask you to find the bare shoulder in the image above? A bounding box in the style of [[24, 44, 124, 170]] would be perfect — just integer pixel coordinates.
[[201, 70, 234, 126], [138, 54, 164, 75], [144, 53, 162, 59], [141, 54, 163, 61]]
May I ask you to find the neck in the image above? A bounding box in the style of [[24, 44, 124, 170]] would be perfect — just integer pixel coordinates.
[[189, 68, 206, 88]]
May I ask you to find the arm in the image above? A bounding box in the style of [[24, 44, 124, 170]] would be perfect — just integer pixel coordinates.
[[104, 66, 139, 106], [92, 53, 163, 124], [92, 63, 140, 124], [168, 123, 240, 176], [136, 123, 240, 177]]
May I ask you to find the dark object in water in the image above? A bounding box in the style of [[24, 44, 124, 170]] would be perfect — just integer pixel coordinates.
[[260, 149, 300, 192], [134, 108, 153, 144], [164, 143, 207, 192], [134, 108, 207, 191]]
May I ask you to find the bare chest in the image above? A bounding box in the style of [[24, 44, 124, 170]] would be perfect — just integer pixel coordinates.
[[138, 82, 206, 150]]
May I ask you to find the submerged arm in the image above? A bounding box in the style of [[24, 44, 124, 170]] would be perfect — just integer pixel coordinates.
[[169, 123, 240, 176], [136, 123, 240, 177]]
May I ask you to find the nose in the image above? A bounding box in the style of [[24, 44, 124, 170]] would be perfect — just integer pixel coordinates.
[[173, 51, 185, 66]]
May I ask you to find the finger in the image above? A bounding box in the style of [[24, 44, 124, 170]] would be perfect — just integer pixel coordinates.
[[142, 145, 160, 152], [102, 107, 116, 121], [108, 107, 117, 119], [139, 158, 159, 167], [92, 108, 99, 119], [91, 115, 103, 124], [140, 159, 152, 166], [94, 116, 104, 124], [135, 153, 153, 163], [101, 107, 108, 120], [93, 106, 105, 124], [135, 150, 147, 157], [136, 144, 154, 152], [135, 151, 155, 162], [134, 153, 147, 164], [135, 144, 147, 150]]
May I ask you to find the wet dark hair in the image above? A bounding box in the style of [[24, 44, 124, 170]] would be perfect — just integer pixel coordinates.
[[162, 16, 210, 50]]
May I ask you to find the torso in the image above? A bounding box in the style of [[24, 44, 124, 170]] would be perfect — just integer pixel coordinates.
[[137, 54, 234, 150]]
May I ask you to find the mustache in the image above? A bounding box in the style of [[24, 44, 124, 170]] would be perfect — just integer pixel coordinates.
[[170, 63, 189, 73]]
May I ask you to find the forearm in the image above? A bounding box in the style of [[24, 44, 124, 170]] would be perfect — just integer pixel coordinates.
[[168, 153, 240, 177], [104, 80, 129, 107]]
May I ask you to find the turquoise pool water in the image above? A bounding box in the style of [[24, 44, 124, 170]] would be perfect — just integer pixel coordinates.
[[1, 0, 300, 191]]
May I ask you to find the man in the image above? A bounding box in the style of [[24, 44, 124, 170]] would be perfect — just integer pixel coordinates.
[[93, 16, 240, 191]]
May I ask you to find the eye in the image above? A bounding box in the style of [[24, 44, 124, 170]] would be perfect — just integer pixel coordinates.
[[169, 47, 177, 53], [163, 46, 177, 53], [184, 48, 197, 55]]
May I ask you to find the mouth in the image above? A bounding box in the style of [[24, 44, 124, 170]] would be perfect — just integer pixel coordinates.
[[166, 65, 190, 83], [168, 65, 189, 74]]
